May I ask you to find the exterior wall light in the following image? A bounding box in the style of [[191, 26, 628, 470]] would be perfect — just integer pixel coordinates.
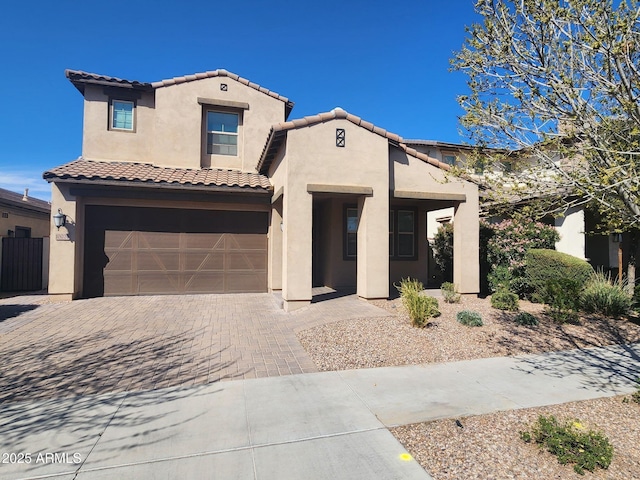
[[53, 208, 67, 229]]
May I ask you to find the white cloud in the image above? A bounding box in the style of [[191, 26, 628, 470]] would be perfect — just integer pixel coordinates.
[[0, 171, 51, 201]]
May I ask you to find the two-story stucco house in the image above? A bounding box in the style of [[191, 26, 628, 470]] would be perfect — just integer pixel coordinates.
[[44, 69, 480, 310]]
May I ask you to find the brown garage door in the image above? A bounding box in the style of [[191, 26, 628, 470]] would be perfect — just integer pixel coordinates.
[[84, 206, 268, 297]]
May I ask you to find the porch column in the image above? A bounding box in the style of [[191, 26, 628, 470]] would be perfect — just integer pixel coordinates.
[[268, 199, 283, 292], [282, 188, 313, 311], [453, 196, 479, 294], [356, 192, 389, 299], [48, 182, 82, 300], [554, 206, 586, 259]]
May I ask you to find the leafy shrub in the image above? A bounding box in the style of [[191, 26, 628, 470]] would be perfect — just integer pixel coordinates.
[[520, 415, 613, 475], [526, 249, 593, 301], [485, 219, 560, 297], [544, 278, 582, 324], [432, 223, 453, 282], [432, 219, 550, 296], [441, 282, 461, 303], [457, 310, 483, 327], [514, 311, 538, 326], [581, 271, 632, 316], [488, 265, 512, 293], [491, 290, 519, 311], [396, 277, 440, 327]]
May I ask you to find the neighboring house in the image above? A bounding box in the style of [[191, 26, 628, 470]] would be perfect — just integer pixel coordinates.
[[418, 139, 624, 276], [44, 69, 480, 310], [0, 187, 51, 291]]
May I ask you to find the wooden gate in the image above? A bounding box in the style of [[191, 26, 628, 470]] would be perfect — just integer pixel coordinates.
[[1, 238, 43, 291]]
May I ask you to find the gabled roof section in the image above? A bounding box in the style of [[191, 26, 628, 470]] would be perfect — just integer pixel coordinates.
[[0, 187, 50, 214], [66, 69, 295, 118], [43, 159, 272, 193], [257, 107, 452, 174]]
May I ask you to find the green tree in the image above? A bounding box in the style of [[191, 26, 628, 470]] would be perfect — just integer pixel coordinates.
[[452, 0, 640, 290]]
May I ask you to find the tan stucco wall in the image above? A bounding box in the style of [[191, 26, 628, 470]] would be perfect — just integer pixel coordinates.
[[82, 87, 155, 163], [0, 206, 50, 239], [273, 119, 390, 307], [391, 147, 470, 195], [81, 77, 286, 172], [390, 147, 480, 294], [48, 182, 82, 298], [453, 196, 480, 294], [555, 206, 586, 259]]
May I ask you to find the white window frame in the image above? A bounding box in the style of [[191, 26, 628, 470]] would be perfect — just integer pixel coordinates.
[[110, 100, 135, 132], [206, 110, 239, 156]]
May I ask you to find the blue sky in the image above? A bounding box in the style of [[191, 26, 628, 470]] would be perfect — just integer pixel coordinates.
[[0, 0, 480, 201]]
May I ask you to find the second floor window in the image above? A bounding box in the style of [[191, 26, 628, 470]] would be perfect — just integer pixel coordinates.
[[443, 154, 456, 166], [207, 111, 238, 155], [111, 100, 134, 131]]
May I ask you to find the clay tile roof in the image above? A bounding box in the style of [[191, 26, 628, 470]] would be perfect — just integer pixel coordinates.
[[43, 159, 272, 192], [0, 187, 51, 214], [397, 144, 451, 171], [65, 70, 153, 93]]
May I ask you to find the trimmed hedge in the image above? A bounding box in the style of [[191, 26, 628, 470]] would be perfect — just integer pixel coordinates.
[[526, 249, 593, 301]]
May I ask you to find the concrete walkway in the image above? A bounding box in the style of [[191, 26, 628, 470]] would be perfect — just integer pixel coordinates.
[[1, 342, 638, 480]]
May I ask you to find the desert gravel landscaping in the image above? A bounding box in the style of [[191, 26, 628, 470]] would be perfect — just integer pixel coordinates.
[[297, 295, 640, 370], [391, 394, 640, 480], [296, 294, 640, 479]]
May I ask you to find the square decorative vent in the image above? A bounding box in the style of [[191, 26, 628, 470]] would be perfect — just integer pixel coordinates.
[[220, 83, 228, 91]]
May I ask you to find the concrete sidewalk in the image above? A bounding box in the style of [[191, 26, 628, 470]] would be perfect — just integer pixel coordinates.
[[1, 343, 639, 480]]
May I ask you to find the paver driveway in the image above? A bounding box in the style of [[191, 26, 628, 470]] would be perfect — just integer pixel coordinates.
[[0, 292, 390, 404]]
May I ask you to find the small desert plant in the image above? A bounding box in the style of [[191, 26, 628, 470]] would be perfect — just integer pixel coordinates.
[[441, 282, 461, 303], [581, 271, 632, 316], [491, 290, 519, 311], [514, 311, 538, 326], [457, 310, 483, 327], [403, 293, 440, 327], [623, 379, 640, 404], [520, 415, 613, 475], [396, 277, 440, 327], [395, 277, 424, 297]]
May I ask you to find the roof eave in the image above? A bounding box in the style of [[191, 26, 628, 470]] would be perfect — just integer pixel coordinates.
[[45, 176, 272, 194]]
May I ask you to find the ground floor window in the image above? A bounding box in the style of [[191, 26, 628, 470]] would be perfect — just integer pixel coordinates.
[[343, 205, 418, 260], [344, 206, 358, 258], [390, 207, 417, 260]]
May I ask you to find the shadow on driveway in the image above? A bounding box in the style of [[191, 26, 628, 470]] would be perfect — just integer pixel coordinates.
[[0, 304, 39, 322], [0, 327, 247, 404]]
